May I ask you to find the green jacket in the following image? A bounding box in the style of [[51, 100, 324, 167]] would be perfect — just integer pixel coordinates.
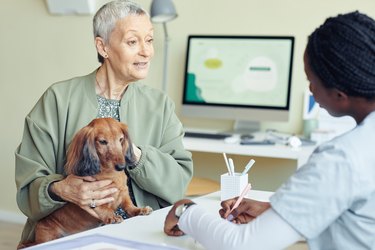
[[15, 70, 193, 242]]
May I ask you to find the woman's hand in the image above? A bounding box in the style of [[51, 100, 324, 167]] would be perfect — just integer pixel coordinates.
[[164, 199, 193, 236], [49, 175, 118, 218], [219, 198, 270, 224]]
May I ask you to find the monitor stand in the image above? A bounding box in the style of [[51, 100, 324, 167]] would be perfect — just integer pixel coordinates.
[[233, 120, 260, 138]]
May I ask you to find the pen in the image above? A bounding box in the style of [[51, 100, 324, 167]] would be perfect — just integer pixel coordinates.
[[228, 158, 235, 176], [228, 183, 252, 215], [222, 153, 232, 175], [241, 159, 255, 175]]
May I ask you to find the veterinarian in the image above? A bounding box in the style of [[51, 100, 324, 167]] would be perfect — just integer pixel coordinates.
[[15, 0, 193, 244], [164, 11, 375, 250]]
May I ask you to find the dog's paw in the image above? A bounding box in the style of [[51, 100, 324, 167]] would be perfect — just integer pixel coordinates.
[[113, 215, 124, 224], [105, 215, 124, 224], [140, 206, 153, 215]]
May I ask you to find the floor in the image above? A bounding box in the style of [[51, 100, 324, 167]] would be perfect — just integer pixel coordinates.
[[0, 220, 23, 250], [288, 242, 309, 250], [0, 220, 308, 250]]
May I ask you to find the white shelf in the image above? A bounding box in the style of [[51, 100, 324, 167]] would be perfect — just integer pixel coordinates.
[[183, 137, 316, 167]]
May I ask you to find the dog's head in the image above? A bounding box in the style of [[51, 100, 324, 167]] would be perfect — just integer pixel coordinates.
[[65, 118, 137, 176]]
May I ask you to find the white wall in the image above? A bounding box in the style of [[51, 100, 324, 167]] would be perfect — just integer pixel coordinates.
[[1, 0, 374, 220]]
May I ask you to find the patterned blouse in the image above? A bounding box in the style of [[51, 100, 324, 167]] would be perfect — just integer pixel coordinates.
[[97, 95, 136, 219]]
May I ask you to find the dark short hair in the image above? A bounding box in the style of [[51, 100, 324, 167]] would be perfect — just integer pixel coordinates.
[[306, 11, 375, 99]]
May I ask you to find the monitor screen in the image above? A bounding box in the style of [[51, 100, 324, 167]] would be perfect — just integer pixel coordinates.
[[181, 35, 294, 132]]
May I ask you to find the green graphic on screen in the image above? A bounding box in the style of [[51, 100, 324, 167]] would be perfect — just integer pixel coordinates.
[[185, 38, 292, 107]]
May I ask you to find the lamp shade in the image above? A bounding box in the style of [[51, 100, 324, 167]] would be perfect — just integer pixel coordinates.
[[150, 0, 177, 23]]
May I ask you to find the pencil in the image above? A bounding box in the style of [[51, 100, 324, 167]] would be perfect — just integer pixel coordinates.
[[222, 153, 232, 175]]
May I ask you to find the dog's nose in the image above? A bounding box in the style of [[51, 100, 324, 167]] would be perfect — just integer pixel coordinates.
[[115, 164, 126, 171]]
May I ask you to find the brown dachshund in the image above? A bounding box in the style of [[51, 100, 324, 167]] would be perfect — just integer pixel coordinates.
[[18, 118, 152, 249]]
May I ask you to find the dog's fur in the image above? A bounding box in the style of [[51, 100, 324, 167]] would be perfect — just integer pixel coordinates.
[[18, 118, 153, 249]]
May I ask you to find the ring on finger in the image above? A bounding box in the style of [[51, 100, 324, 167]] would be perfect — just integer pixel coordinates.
[[90, 199, 96, 209]]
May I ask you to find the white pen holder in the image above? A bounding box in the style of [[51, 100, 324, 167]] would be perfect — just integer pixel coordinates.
[[220, 173, 248, 201]]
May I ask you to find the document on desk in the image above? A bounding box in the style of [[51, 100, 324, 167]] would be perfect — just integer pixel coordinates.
[[27, 233, 184, 250]]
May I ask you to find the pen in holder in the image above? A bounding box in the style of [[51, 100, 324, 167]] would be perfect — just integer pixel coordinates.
[[220, 173, 248, 201]]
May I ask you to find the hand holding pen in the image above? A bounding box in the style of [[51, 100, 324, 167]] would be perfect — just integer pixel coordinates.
[[229, 183, 252, 213], [220, 192, 271, 224], [224, 183, 252, 221]]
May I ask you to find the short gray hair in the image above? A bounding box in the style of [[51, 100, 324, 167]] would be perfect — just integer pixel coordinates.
[[93, 0, 148, 62]]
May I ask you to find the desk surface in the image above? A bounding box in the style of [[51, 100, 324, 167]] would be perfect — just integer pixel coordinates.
[[28, 190, 273, 250]]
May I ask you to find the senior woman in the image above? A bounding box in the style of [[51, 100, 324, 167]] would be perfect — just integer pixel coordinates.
[[15, 0, 193, 244]]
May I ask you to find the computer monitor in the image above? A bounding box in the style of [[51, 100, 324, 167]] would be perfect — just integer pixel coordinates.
[[181, 35, 294, 133]]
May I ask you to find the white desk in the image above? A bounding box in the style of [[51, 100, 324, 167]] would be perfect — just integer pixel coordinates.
[[27, 190, 273, 250], [183, 137, 316, 168]]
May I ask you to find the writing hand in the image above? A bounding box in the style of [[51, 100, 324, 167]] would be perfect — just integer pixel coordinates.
[[219, 198, 271, 224]]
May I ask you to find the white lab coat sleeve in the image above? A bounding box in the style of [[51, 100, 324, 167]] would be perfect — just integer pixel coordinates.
[[179, 206, 302, 250]]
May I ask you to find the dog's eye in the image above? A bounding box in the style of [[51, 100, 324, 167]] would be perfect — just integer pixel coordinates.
[[119, 137, 124, 143], [99, 139, 108, 145]]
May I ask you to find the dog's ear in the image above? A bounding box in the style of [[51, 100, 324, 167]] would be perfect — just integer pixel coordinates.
[[80, 138, 101, 176], [65, 126, 101, 176], [119, 122, 137, 168]]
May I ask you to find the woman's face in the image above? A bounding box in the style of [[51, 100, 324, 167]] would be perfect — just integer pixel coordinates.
[[105, 14, 154, 83], [304, 51, 343, 117]]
